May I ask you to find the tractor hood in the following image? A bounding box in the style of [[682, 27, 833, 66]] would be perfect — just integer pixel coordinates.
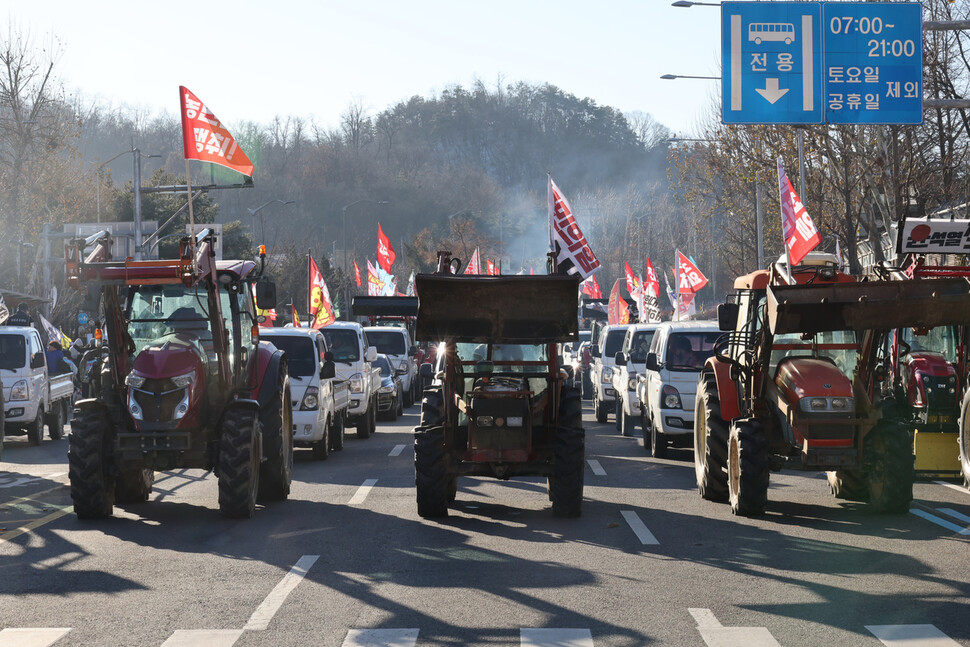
[[905, 351, 956, 379], [131, 332, 206, 379], [768, 278, 970, 335], [415, 274, 580, 344], [775, 357, 853, 402]]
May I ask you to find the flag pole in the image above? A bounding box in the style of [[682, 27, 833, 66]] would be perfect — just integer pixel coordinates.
[[306, 249, 311, 326], [547, 172, 555, 256], [674, 248, 680, 322], [185, 159, 195, 261], [778, 157, 794, 284]]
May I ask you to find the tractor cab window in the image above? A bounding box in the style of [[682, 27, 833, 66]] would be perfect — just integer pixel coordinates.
[[769, 330, 859, 377], [900, 326, 960, 363], [127, 285, 213, 356]]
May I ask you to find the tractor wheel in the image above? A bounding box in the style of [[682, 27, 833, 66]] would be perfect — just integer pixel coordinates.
[[594, 395, 607, 424], [329, 413, 345, 452], [620, 406, 635, 437], [68, 407, 115, 519], [826, 469, 868, 501], [695, 370, 729, 502], [551, 388, 585, 518], [218, 407, 262, 518], [959, 389, 970, 488], [415, 426, 449, 518], [420, 387, 445, 428], [651, 420, 669, 459], [27, 407, 44, 446], [115, 468, 154, 503], [864, 420, 914, 513], [45, 402, 64, 441], [259, 374, 294, 502], [728, 418, 769, 517]]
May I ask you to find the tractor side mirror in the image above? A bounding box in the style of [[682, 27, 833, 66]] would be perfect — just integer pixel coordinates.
[[614, 351, 627, 365], [320, 360, 336, 380], [255, 281, 277, 310], [646, 352, 661, 371], [718, 302, 739, 331]]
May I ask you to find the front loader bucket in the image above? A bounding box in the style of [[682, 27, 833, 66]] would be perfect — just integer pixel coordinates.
[[415, 274, 580, 343], [351, 296, 418, 317], [768, 277, 970, 335]]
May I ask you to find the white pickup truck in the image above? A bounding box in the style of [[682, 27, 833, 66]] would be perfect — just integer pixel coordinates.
[[0, 326, 74, 447], [260, 327, 352, 460], [320, 322, 381, 438]]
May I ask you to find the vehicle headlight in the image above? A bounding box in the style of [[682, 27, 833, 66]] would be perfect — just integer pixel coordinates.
[[379, 385, 395, 394], [476, 415, 494, 427], [350, 372, 364, 393], [830, 397, 852, 410], [301, 386, 319, 410], [10, 379, 29, 401], [126, 373, 146, 388], [602, 366, 613, 381], [661, 385, 681, 409], [627, 372, 638, 391], [949, 376, 957, 385], [921, 374, 930, 383], [171, 370, 196, 389]]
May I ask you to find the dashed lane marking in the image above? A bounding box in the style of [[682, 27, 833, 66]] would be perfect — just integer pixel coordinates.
[[160, 630, 243, 647], [620, 510, 659, 545], [521, 628, 594, 647], [244, 555, 319, 631], [867, 624, 962, 647], [0, 628, 70, 647], [389, 444, 406, 457], [587, 459, 606, 476], [349, 479, 378, 505], [910, 509, 970, 536], [342, 628, 419, 647]]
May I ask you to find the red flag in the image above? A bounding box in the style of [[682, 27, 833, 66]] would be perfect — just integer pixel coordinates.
[[179, 86, 254, 177], [581, 275, 603, 299], [677, 250, 708, 294], [778, 157, 822, 266], [377, 223, 396, 272], [624, 261, 641, 295], [353, 260, 362, 287], [308, 257, 336, 328], [486, 259, 497, 275], [644, 258, 661, 298], [291, 304, 302, 328], [548, 175, 600, 279], [607, 279, 630, 325], [464, 248, 481, 275]]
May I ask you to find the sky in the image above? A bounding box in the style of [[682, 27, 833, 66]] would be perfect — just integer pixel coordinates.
[[2, 0, 723, 137]]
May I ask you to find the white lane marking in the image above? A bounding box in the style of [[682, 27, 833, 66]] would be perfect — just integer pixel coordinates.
[[342, 628, 419, 647], [243, 555, 319, 631], [934, 480, 969, 495], [521, 628, 593, 647], [389, 444, 406, 457], [910, 509, 970, 536], [349, 479, 379, 505], [689, 608, 723, 628], [620, 510, 659, 545], [867, 624, 962, 647], [938, 507, 970, 525], [160, 630, 244, 647], [587, 459, 606, 476], [0, 628, 70, 647]]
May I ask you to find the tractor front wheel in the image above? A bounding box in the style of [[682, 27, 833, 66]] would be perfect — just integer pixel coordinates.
[[826, 469, 868, 501], [728, 418, 769, 517], [115, 468, 154, 503], [415, 426, 449, 518], [218, 407, 262, 518], [68, 407, 115, 519], [864, 420, 914, 513]]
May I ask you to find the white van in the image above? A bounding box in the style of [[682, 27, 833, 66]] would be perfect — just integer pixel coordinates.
[[611, 323, 661, 437], [590, 324, 630, 423], [363, 326, 419, 407], [319, 322, 381, 438], [640, 321, 721, 458]]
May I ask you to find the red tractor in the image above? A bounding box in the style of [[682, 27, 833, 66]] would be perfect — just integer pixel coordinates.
[[65, 229, 293, 519], [695, 253, 970, 516]]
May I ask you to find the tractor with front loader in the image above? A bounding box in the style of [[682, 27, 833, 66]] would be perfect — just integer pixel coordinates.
[[412, 252, 585, 518], [695, 253, 970, 516], [65, 229, 293, 519]]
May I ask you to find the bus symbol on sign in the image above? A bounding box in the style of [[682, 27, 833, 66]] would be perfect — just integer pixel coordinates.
[[749, 23, 795, 45]]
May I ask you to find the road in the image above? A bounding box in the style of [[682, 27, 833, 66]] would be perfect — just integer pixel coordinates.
[[1, 402, 968, 647]]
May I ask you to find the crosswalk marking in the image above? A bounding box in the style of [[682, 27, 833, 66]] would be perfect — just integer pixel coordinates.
[[341, 628, 419, 647], [867, 624, 962, 647], [349, 479, 379, 505], [243, 555, 319, 631], [520, 628, 593, 647], [620, 510, 659, 545], [688, 608, 722, 628], [910, 509, 970, 536], [160, 630, 243, 647], [0, 628, 70, 647], [389, 444, 406, 457], [587, 459, 606, 476], [690, 609, 781, 647]]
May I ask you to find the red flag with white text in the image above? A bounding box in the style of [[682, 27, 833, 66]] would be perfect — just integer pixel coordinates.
[[607, 279, 630, 325], [624, 262, 641, 295], [486, 259, 497, 276], [644, 258, 661, 298], [376, 223, 396, 272], [676, 250, 708, 294], [548, 175, 600, 279], [292, 305, 301, 328], [308, 257, 336, 328], [353, 260, 362, 287], [581, 275, 603, 299], [179, 86, 254, 177], [464, 248, 481, 275], [777, 157, 822, 266]]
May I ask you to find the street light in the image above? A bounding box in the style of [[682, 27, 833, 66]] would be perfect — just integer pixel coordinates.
[[88, 148, 160, 258], [672, 1, 721, 7], [660, 74, 721, 80], [248, 199, 296, 242]]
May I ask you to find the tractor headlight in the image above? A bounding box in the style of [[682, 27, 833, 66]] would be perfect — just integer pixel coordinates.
[[171, 370, 196, 389], [126, 373, 146, 388], [301, 386, 319, 410], [477, 415, 494, 427], [830, 398, 850, 410]]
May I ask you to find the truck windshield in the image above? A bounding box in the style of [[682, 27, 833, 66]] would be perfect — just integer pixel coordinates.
[[0, 335, 26, 369], [261, 335, 316, 378], [367, 330, 407, 355], [603, 329, 626, 357], [665, 332, 720, 371], [321, 329, 360, 362]]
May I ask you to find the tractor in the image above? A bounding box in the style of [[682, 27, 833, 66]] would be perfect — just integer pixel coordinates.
[[65, 229, 293, 519], [695, 252, 970, 516], [412, 252, 585, 518]]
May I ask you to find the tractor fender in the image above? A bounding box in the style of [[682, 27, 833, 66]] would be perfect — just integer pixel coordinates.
[[255, 343, 287, 411], [705, 356, 741, 422]]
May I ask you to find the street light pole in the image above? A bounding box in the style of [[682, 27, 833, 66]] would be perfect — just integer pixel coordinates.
[[248, 199, 296, 243]]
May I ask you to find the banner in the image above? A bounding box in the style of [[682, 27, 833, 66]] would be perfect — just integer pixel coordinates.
[[308, 257, 336, 328], [179, 86, 254, 177], [548, 175, 600, 279], [607, 279, 630, 325], [377, 223, 396, 272], [486, 259, 497, 276], [624, 261, 640, 295], [778, 157, 822, 266], [896, 218, 970, 254], [464, 248, 481, 275]]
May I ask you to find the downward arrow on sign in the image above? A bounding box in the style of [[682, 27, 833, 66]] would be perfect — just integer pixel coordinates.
[[756, 78, 789, 104]]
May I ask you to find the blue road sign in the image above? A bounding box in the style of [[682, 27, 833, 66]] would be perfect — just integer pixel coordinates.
[[77, 312, 89, 325], [722, 2, 823, 125], [822, 2, 923, 125]]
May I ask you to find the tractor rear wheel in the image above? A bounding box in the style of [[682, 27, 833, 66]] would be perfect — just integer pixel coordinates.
[[864, 420, 914, 513], [218, 407, 261, 518], [826, 469, 868, 501], [728, 418, 769, 517], [27, 408, 44, 446], [960, 389, 970, 488], [115, 468, 154, 503], [259, 374, 294, 501], [329, 413, 345, 452], [68, 407, 115, 519], [695, 370, 729, 502], [551, 386, 584, 518], [420, 387, 445, 428], [415, 426, 449, 518]]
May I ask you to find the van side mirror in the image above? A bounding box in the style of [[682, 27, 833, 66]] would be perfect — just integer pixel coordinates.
[[591, 346, 601, 359], [365, 346, 378, 362], [31, 352, 45, 369], [718, 302, 739, 331], [324, 351, 334, 362], [614, 351, 626, 365], [646, 352, 661, 371], [320, 360, 336, 379], [408, 345, 418, 357], [255, 281, 277, 310]]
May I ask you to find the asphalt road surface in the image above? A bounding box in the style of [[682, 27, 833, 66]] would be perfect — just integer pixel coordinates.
[[1, 401, 969, 647]]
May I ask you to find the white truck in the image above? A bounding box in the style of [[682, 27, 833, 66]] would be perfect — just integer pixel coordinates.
[[259, 327, 352, 459], [0, 326, 74, 447], [363, 325, 419, 407], [590, 324, 630, 424], [320, 322, 382, 438], [611, 323, 661, 438]]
